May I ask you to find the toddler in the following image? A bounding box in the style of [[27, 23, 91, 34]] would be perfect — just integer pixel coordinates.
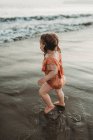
[[38, 33, 65, 114]]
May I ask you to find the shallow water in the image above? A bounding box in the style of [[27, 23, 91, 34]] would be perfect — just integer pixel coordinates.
[[1, 28, 93, 96]]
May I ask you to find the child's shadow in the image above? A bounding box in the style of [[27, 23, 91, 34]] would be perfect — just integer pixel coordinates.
[[39, 110, 69, 140]]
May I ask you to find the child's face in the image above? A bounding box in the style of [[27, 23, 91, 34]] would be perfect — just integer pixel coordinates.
[[40, 39, 45, 52]]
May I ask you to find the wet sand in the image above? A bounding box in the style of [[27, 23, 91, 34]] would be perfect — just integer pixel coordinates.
[[0, 27, 93, 140]]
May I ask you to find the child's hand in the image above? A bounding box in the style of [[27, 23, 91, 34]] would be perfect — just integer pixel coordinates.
[[38, 77, 46, 86]]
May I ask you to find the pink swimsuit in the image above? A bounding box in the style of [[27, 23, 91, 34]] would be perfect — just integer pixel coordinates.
[[42, 49, 65, 89]]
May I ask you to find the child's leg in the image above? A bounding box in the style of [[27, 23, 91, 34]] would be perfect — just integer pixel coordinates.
[[39, 82, 55, 113], [54, 88, 65, 106]]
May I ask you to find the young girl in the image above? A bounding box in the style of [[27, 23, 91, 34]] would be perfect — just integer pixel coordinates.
[[38, 33, 66, 114]]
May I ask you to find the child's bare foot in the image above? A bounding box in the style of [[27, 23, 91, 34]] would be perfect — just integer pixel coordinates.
[[54, 101, 65, 106], [54, 101, 65, 111], [44, 105, 55, 114]]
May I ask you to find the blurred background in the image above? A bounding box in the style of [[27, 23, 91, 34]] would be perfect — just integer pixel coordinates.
[[0, 0, 93, 44]]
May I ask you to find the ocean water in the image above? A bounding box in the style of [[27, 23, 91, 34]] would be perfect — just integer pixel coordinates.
[[0, 4, 93, 44]]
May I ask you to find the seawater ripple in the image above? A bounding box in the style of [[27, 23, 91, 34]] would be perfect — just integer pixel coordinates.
[[0, 14, 93, 44]]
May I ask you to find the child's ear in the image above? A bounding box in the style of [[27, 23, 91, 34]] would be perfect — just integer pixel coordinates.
[[42, 44, 45, 49], [55, 46, 57, 51], [57, 46, 61, 53], [43, 44, 45, 47]]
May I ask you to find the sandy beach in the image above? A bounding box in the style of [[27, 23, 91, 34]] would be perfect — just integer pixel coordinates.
[[0, 27, 93, 140]]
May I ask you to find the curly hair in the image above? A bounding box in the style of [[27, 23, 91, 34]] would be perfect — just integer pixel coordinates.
[[40, 33, 59, 53]]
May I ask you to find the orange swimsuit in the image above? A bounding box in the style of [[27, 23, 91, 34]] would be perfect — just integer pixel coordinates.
[[42, 49, 65, 89]]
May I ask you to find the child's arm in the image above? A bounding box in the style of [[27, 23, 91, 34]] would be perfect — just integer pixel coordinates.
[[44, 70, 57, 81], [38, 62, 58, 85], [44, 64, 58, 81]]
